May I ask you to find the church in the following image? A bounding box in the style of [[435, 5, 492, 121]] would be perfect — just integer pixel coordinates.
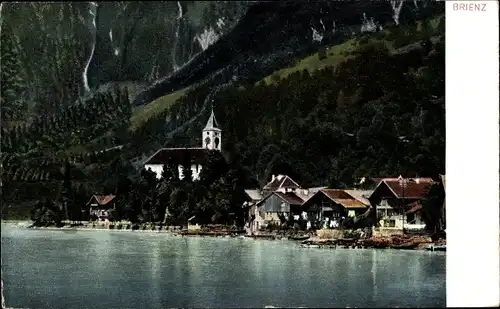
[[143, 108, 222, 180]]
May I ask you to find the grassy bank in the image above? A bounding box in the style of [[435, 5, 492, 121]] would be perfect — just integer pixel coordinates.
[[130, 87, 188, 131]]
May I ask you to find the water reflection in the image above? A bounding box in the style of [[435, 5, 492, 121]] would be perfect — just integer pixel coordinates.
[[1, 227, 446, 308]]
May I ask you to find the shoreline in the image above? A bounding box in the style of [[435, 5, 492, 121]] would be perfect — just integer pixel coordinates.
[[1, 221, 178, 234], [1, 222, 445, 251], [28, 226, 177, 234]]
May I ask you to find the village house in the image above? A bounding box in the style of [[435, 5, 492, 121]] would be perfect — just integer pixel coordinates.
[[245, 174, 310, 233], [87, 195, 117, 221], [143, 108, 222, 180], [243, 177, 325, 234], [368, 176, 435, 230], [439, 174, 446, 230], [404, 201, 426, 229], [301, 189, 372, 227], [243, 189, 263, 208], [262, 174, 301, 193], [242, 189, 263, 230], [187, 215, 202, 231], [254, 191, 304, 227]]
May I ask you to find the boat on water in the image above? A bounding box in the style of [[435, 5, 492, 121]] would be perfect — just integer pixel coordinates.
[[290, 235, 310, 241], [391, 242, 420, 250], [300, 244, 320, 248], [426, 244, 446, 252]]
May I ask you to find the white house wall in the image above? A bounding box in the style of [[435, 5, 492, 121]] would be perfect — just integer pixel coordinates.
[[145, 164, 203, 181]]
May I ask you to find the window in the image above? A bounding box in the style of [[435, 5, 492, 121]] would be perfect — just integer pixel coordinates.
[[406, 213, 415, 223], [384, 219, 396, 227]]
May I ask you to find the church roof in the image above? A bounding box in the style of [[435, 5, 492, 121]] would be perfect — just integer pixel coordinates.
[[203, 109, 221, 132], [144, 148, 208, 165]]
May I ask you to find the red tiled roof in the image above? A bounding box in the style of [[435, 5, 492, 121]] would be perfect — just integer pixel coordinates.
[[344, 189, 373, 206], [144, 148, 208, 165], [333, 199, 367, 209], [303, 189, 369, 209], [372, 177, 401, 183], [321, 189, 354, 200], [263, 174, 301, 191], [406, 201, 423, 214], [383, 180, 434, 199], [274, 192, 304, 205], [92, 195, 116, 205]]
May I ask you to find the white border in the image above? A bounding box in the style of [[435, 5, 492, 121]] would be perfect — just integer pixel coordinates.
[[446, 1, 500, 307]]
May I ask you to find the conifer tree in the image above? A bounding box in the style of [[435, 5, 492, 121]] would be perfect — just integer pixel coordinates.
[[59, 160, 72, 221], [1, 25, 27, 121]]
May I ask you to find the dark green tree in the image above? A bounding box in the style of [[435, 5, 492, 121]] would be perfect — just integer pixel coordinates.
[[157, 163, 177, 222], [421, 182, 445, 233], [0, 25, 27, 121], [58, 160, 72, 221]]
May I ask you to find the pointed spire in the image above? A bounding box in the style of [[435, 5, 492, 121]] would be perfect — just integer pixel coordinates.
[[204, 106, 220, 130]]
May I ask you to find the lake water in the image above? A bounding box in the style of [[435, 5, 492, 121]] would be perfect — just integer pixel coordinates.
[[1, 225, 446, 308]]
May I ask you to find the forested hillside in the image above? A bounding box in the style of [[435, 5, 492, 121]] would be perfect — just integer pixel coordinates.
[[0, 15, 445, 220], [133, 16, 445, 187]]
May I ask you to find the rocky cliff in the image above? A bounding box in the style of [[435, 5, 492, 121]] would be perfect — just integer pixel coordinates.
[[0, 0, 443, 116]]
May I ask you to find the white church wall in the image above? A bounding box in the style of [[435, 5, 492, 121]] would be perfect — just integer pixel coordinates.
[[177, 164, 203, 180], [145, 164, 202, 181], [145, 164, 164, 179], [145, 163, 203, 181]]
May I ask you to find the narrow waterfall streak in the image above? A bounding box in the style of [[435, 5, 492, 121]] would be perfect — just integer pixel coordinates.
[[83, 2, 98, 93], [390, 0, 404, 25], [172, 1, 183, 72], [195, 27, 219, 51], [177, 1, 183, 19], [109, 29, 119, 56], [216, 17, 225, 29], [0, 2, 5, 37], [361, 13, 377, 33], [311, 27, 323, 43], [319, 19, 325, 32]]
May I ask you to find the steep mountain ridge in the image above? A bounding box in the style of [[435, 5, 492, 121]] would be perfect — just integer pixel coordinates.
[[133, 0, 443, 106], [0, 1, 251, 118]]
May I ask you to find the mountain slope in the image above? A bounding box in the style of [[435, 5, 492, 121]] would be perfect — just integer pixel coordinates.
[[0, 1, 445, 219], [132, 0, 443, 106], [0, 1, 251, 119]]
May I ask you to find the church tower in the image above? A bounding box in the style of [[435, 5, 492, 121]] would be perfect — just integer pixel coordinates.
[[202, 108, 222, 151]]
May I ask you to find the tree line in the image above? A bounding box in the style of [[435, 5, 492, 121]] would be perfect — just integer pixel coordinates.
[[30, 150, 248, 227]]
